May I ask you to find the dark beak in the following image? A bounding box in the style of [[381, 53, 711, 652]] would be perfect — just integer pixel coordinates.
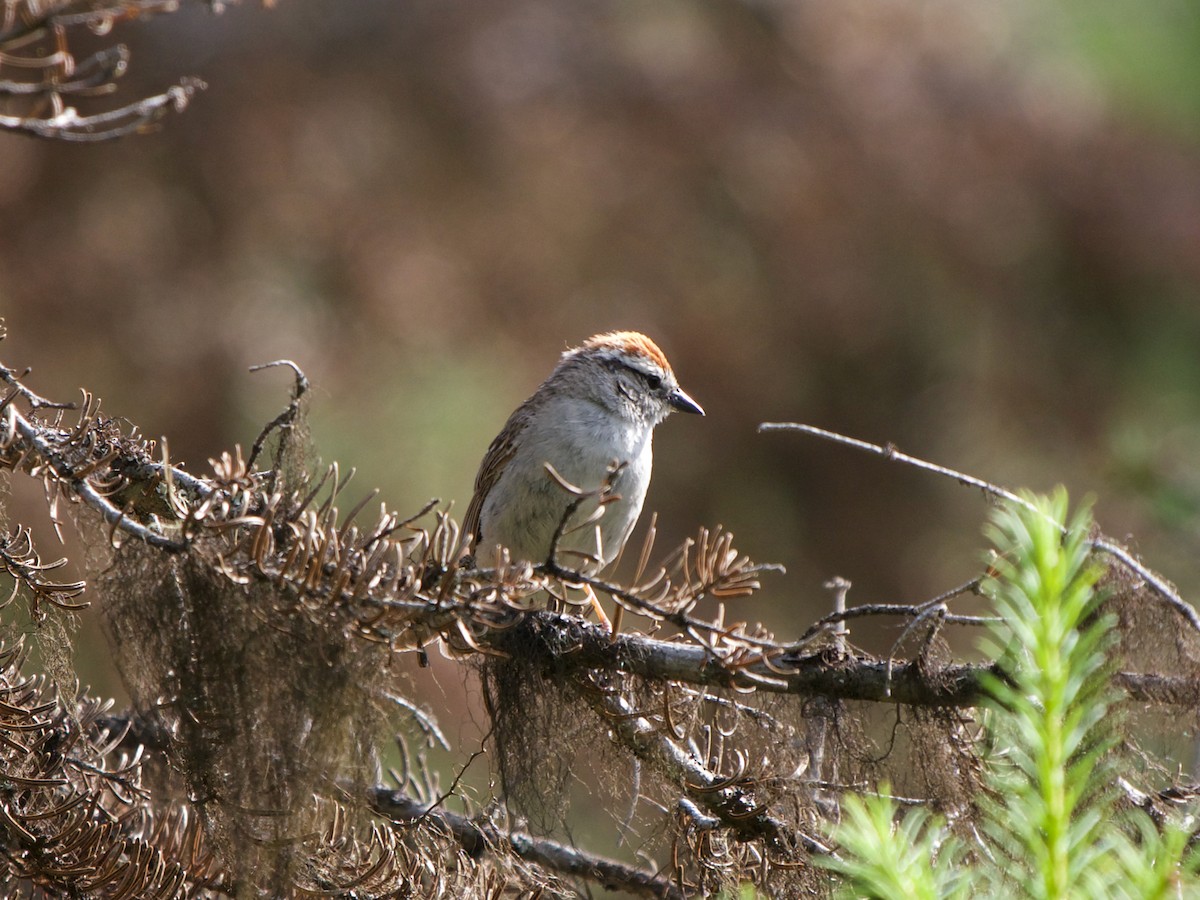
[[668, 387, 705, 416]]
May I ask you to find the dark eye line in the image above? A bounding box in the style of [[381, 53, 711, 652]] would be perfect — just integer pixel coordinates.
[[604, 356, 665, 391]]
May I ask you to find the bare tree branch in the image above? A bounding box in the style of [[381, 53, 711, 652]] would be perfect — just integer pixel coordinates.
[[484, 610, 1200, 708], [760, 421, 1200, 632], [0, 1, 248, 141]]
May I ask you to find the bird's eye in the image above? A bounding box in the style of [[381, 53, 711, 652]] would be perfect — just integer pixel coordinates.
[[644, 372, 662, 390]]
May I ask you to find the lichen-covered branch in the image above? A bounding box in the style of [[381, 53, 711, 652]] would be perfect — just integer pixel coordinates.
[[484, 610, 1200, 708]]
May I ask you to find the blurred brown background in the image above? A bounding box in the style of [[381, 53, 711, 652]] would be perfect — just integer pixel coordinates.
[[3, 0, 1200, 725]]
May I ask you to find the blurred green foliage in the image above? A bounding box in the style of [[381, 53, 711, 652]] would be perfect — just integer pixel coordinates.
[[1062, 0, 1200, 135]]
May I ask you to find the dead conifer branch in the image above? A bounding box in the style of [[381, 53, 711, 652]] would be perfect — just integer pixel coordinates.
[[0, 634, 231, 897], [1, 356, 1185, 712], [374, 787, 685, 900], [2, 398, 189, 552], [5, 340, 1200, 895], [572, 672, 829, 862], [483, 610, 1200, 709], [0, 525, 87, 614], [485, 610, 985, 705]]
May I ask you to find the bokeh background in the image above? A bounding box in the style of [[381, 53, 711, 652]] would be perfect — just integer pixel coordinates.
[[3, 0, 1200, 770]]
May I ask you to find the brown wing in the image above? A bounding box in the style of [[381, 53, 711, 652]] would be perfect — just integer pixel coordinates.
[[462, 407, 531, 550]]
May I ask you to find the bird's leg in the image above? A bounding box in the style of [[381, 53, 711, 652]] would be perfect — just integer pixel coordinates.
[[584, 583, 612, 633]]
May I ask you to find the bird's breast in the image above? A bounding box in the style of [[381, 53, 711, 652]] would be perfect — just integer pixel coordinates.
[[477, 406, 655, 568]]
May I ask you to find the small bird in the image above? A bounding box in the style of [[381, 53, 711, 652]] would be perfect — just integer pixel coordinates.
[[463, 331, 704, 577]]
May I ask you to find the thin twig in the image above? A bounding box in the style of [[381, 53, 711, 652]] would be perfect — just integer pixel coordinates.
[[246, 359, 309, 472], [759, 421, 1200, 632], [0, 363, 76, 410], [884, 603, 946, 698], [0, 78, 206, 141], [413, 746, 486, 826], [796, 602, 998, 646]]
